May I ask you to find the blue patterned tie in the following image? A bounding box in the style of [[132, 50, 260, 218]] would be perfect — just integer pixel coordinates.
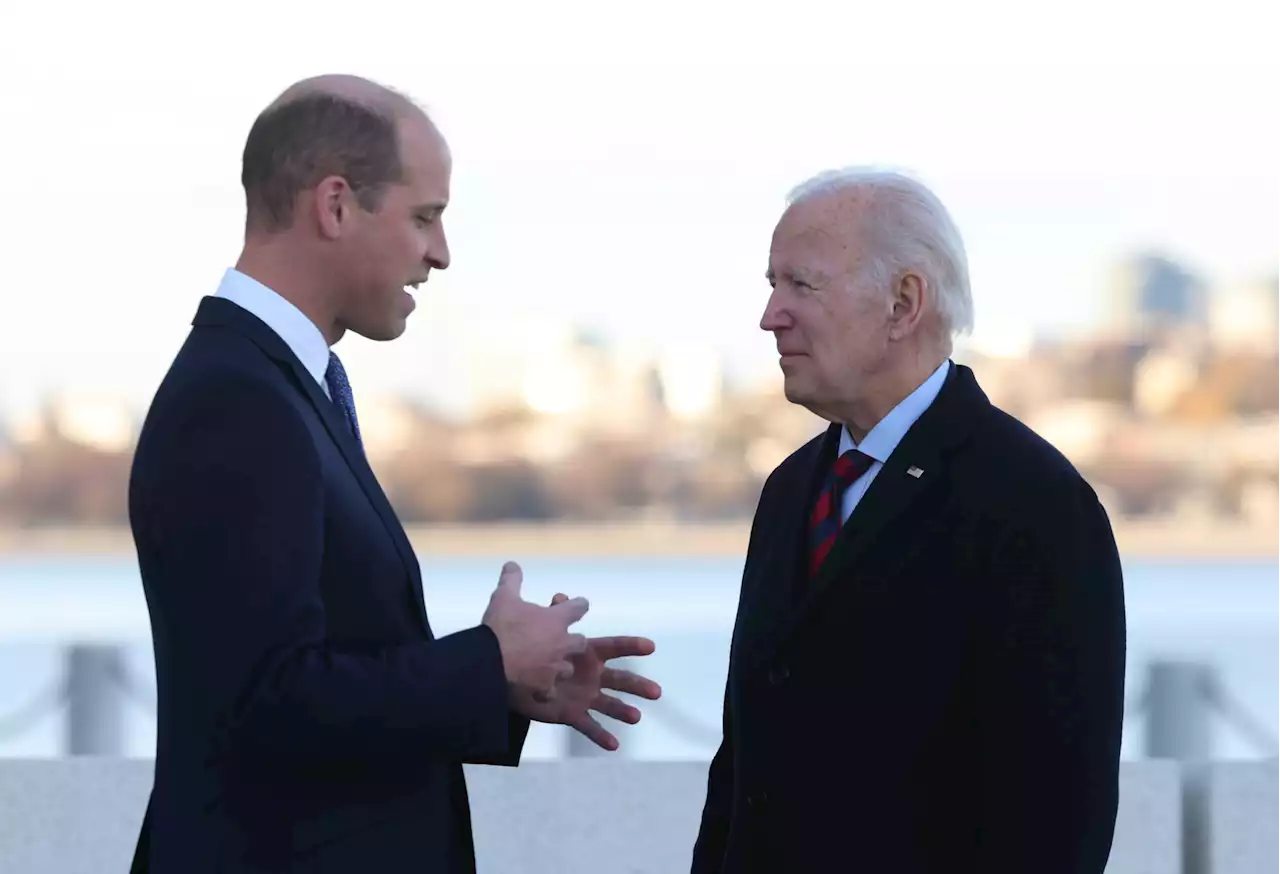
[[324, 351, 362, 444]]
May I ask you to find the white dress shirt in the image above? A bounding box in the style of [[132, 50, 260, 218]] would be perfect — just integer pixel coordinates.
[[836, 359, 951, 523], [214, 268, 332, 399]]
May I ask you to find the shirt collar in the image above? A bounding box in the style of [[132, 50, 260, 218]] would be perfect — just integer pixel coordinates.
[[214, 268, 331, 389], [839, 359, 951, 462]]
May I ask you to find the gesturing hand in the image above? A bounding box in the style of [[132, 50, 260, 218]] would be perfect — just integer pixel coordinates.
[[511, 593, 662, 751], [481, 562, 589, 701]]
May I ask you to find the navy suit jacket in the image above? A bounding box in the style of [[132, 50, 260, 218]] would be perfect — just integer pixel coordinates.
[[128, 297, 528, 873], [692, 363, 1126, 873]]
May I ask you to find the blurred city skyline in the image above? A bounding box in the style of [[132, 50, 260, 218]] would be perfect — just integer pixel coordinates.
[[3, 251, 1275, 540]]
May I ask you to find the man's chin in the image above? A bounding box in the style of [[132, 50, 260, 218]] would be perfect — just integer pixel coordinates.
[[781, 380, 812, 407], [781, 380, 834, 420], [353, 319, 408, 343]]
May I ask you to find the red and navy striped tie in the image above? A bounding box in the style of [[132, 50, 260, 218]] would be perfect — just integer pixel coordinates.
[[808, 449, 874, 579]]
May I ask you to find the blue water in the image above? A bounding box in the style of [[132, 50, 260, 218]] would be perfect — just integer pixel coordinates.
[[0, 555, 1275, 761]]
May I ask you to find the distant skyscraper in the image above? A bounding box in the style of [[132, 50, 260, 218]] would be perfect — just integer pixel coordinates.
[[1106, 254, 1205, 339]]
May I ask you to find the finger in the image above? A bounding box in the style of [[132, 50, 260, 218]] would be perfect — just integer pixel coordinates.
[[532, 688, 554, 704], [572, 715, 618, 752], [592, 693, 642, 725], [552, 596, 590, 624], [497, 561, 523, 597], [550, 593, 568, 606], [563, 633, 588, 656], [555, 660, 574, 682], [588, 635, 656, 660], [601, 668, 662, 700]]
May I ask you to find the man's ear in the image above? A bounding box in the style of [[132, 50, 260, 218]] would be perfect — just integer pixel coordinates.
[[312, 175, 352, 240], [887, 271, 927, 340]]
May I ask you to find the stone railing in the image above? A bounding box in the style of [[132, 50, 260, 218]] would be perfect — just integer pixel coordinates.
[[0, 758, 1275, 873]]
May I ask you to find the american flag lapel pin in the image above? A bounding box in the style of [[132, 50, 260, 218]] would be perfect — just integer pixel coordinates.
[[906, 466, 924, 478]]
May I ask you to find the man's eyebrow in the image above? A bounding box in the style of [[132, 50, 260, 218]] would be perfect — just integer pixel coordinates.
[[793, 266, 831, 284], [413, 200, 447, 214], [767, 266, 826, 285]]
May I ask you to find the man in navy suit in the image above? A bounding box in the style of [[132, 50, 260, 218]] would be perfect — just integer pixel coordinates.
[[691, 169, 1126, 873], [128, 74, 660, 873]]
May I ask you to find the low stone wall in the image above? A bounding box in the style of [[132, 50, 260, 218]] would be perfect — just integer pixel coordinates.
[[0, 758, 1274, 873]]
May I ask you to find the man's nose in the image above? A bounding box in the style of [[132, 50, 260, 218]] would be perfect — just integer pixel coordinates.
[[760, 291, 789, 331], [428, 225, 450, 270]]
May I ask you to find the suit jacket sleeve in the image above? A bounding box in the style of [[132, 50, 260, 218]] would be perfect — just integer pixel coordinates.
[[130, 376, 516, 775], [974, 477, 1126, 872], [690, 682, 734, 873], [464, 712, 532, 766], [692, 467, 781, 873]]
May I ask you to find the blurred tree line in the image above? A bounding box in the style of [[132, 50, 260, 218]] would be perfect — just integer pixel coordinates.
[[0, 340, 1275, 528]]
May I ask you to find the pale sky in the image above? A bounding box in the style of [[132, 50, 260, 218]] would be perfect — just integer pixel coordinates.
[[0, 0, 1275, 418]]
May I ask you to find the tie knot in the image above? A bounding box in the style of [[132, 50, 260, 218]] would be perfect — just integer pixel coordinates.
[[832, 449, 873, 486], [325, 351, 352, 394], [325, 350, 344, 380]]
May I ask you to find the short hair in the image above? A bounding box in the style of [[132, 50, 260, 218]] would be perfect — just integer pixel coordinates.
[[240, 92, 404, 232], [786, 167, 974, 336]]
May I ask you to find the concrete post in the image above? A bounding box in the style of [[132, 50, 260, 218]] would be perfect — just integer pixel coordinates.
[[63, 644, 126, 756], [1142, 661, 1229, 874], [1144, 659, 1214, 761]]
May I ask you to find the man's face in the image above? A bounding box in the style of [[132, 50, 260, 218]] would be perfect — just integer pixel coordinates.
[[335, 113, 452, 342], [761, 193, 893, 420]]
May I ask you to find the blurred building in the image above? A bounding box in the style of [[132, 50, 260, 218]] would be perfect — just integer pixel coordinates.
[[1023, 399, 1124, 468], [1106, 254, 1205, 341], [1208, 277, 1279, 352], [0, 431, 16, 493], [656, 344, 724, 423], [1133, 348, 1201, 419], [519, 327, 665, 436], [10, 394, 136, 452], [356, 395, 426, 460]]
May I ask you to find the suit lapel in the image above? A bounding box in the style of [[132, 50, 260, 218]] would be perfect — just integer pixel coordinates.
[[805, 439, 943, 605], [741, 426, 839, 671], [781, 442, 943, 641], [765, 363, 980, 658], [194, 297, 432, 635], [285, 357, 432, 632]]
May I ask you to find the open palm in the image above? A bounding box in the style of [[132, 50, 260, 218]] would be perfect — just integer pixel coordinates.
[[518, 593, 662, 751]]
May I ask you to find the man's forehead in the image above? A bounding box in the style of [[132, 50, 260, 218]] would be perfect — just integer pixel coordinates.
[[770, 222, 848, 263], [394, 107, 442, 151], [768, 208, 863, 280], [396, 116, 451, 192], [780, 190, 869, 230], [780, 190, 870, 237]]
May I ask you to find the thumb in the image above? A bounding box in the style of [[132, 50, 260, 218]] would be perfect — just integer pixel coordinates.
[[550, 592, 568, 606], [496, 561, 523, 598]]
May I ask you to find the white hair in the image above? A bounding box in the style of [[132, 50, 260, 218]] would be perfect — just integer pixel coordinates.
[[785, 167, 974, 336]]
